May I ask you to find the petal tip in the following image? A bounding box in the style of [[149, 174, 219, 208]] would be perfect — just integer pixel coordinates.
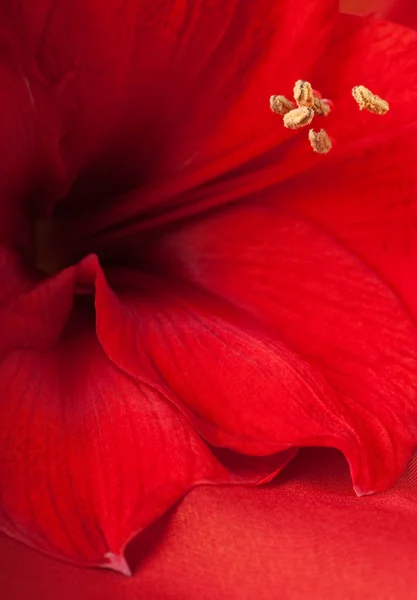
[[353, 486, 376, 498], [103, 552, 132, 576]]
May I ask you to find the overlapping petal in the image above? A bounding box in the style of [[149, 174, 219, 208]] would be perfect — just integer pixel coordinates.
[[97, 10, 417, 497], [274, 128, 417, 320], [0, 254, 296, 571], [4, 448, 417, 598], [0, 0, 416, 576], [0, 303, 269, 572], [95, 269, 347, 454], [143, 204, 417, 494], [0, 247, 77, 356]]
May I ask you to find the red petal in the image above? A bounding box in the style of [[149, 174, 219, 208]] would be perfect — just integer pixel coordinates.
[[268, 19, 417, 320], [0, 305, 255, 571], [143, 205, 417, 495], [275, 129, 417, 321], [0, 45, 33, 250], [0, 247, 77, 356], [96, 270, 345, 454], [0, 34, 68, 249], [383, 0, 417, 28], [3, 0, 337, 244], [97, 13, 417, 264], [317, 17, 417, 153], [340, 0, 390, 14], [3, 448, 417, 598]]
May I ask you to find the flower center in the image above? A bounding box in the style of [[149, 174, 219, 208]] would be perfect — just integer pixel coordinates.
[[34, 217, 72, 274], [32, 174, 136, 275]]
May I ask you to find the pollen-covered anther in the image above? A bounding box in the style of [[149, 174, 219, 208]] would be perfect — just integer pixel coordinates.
[[308, 128, 332, 154], [270, 95, 295, 115], [312, 96, 331, 116], [283, 106, 314, 130], [293, 80, 314, 108], [352, 85, 389, 115]]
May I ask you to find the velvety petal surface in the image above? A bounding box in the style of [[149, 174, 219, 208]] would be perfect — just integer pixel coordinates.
[[143, 204, 417, 495], [1, 302, 277, 572]]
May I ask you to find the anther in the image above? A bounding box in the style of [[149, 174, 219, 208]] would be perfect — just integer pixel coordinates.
[[270, 95, 295, 115], [283, 106, 314, 129], [312, 96, 331, 116], [293, 80, 314, 108], [352, 85, 389, 115], [308, 128, 332, 154]]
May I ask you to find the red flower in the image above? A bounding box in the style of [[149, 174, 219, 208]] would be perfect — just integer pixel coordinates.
[[0, 0, 417, 577]]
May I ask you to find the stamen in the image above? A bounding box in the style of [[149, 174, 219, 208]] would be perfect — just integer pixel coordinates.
[[312, 96, 331, 116], [270, 95, 295, 115], [308, 128, 332, 154], [352, 85, 389, 115], [283, 106, 314, 130], [293, 80, 314, 108]]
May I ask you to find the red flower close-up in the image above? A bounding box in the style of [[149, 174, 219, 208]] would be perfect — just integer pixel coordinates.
[[1, 0, 417, 597]]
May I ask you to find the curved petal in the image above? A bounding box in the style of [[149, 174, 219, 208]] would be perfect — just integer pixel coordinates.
[[0, 247, 78, 356], [0, 305, 274, 572], [3, 448, 417, 598], [274, 127, 417, 321], [143, 204, 417, 495], [96, 270, 346, 453]]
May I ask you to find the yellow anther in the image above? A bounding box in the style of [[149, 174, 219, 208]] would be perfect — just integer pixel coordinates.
[[293, 80, 314, 108], [312, 96, 331, 116], [270, 95, 295, 115], [283, 106, 314, 130], [308, 128, 332, 154], [352, 85, 389, 115]]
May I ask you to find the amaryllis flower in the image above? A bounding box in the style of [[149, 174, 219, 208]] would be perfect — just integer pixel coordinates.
[[1, 0, 417, 581]]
